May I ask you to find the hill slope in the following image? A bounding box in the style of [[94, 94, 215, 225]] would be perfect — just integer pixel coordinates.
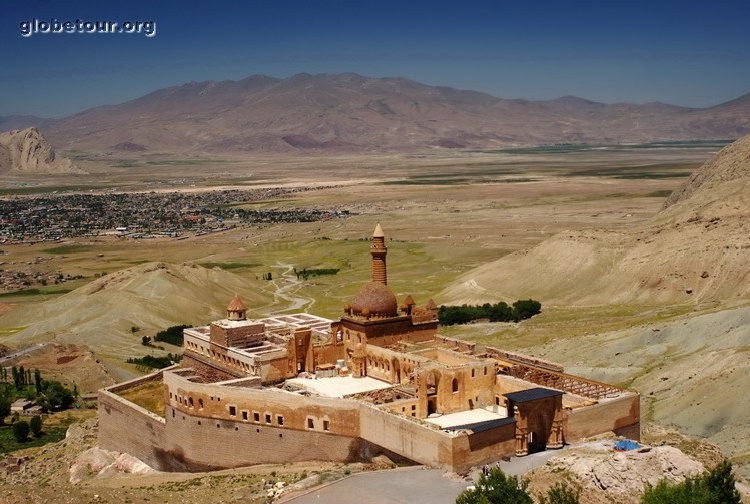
[[0, 262, 270, 358], [440, 132, 750, 306], [41, 73, 750, 154]]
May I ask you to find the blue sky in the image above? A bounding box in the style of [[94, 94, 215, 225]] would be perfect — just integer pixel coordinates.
[[2, 0, 749, 117]]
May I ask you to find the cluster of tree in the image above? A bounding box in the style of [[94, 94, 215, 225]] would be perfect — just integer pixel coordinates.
[[438, 299, 542, 326], [0, 367, 76, 415], [126, 353, 182, 370], [11, 416, 43, 442], [154, 324, 192, 346], [642, 460, 741, 504], [293, 267, 340, 281], [456, 469, 579, 504], [456, 462, 741, 504]]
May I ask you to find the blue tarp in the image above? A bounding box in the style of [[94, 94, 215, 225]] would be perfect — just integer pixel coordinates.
[[614, 439, 641, 451]]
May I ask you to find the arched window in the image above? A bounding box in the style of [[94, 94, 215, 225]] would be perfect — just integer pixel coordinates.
[[452, 378, 459, 393]]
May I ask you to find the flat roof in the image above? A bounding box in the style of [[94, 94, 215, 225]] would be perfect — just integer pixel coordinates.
[[286, 376, 392, 398], [504, 387, 564, 403], [425, 408, 508, 430]]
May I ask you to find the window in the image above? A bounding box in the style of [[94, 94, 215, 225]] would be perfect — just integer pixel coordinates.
[[411, 404, 416, 411], [323, 420, 330, 431], [452, 378, 459, 393], [253, 411, 260, 422], [307, 418, 314, 429], [242, 411, 248, 421], [471, 369, 475, 378], [229, 406, 236, 416], [277, 415, 284, 426], [199, 398, 204, 410], [265, 413, 272, 424], [484, 366, 488, 375], [188, 397, 194, 408]]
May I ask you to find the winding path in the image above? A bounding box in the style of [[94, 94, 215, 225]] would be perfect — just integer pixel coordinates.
[[269, 262, 316, 312]]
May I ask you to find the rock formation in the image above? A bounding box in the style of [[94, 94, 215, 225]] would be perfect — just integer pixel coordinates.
[[0, 127, 83, 174]]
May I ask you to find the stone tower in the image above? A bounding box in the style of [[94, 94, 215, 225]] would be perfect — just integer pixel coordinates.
[[370, 223, 388, 285]]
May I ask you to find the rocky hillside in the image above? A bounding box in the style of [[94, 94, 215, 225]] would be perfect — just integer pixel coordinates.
[[0, 127, 83, 174], [39, 73, 750, 154], [663, 132, 750, 208], [441, 131, 750, 305]]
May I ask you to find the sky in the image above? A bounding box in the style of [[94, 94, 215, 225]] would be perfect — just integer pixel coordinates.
[[1, 0, 750, 117]]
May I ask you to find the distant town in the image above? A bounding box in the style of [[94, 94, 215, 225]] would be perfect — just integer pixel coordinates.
[[0, 187, 347, 243]]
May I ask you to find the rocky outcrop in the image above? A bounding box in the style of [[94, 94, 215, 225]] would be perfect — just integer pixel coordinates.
[[663, 131, 750, 208], [527, 439, 713, 504], [0, 127, 83, 174], [69, 447, 155, 484]]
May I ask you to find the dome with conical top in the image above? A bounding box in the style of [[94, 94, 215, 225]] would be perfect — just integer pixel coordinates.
[[227, 294, 247, 312], [351, 281, 398, 317]]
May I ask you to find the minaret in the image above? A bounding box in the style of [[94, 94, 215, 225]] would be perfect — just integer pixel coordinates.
[[370, 223, 388, 285]]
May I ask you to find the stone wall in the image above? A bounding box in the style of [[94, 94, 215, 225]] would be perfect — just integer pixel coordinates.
[[566, 393, 641, 442], [98, 389, 168, 470], [451, 422, 517, 473]]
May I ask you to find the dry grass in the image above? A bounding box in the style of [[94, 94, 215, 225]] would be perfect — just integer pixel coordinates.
[[117, 380, 165, 417]]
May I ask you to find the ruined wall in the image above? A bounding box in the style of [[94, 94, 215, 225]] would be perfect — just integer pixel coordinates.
[[566, 393, 641, 442]]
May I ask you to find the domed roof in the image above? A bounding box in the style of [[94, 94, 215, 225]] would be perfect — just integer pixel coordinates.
[[351, 281, 398, 317]]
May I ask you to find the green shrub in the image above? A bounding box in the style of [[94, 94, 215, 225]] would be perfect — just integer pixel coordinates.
[[539, 482, 581, 504], [29, 415, 42, 437], [0, 395, 10, 424], [154, 325, 191, 346], [456, 469, 533, 504], [438, 299, 542, 326], [12, 420, 29, 442], [641, 460, 740, 504]]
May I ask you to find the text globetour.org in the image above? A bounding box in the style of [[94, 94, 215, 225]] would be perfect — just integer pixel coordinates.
[[20, 18, 156, 37]]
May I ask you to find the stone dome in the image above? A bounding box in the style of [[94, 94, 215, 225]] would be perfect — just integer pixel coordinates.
[[350, 281, 398, 317]]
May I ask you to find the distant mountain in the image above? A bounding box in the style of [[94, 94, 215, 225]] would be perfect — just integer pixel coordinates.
[[38, 73, 750, 154], [0, 115, 52, 132], [0, 127, 84, 174]]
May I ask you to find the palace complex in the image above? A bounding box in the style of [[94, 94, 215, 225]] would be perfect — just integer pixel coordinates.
[[98, 225, 640, 473]]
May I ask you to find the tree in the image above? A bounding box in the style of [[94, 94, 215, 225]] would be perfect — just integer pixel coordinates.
[[456, 469, 533, 504], [12, 420, 29, 442], [539, 483, 581, 504], [38, 380, 75, 412], [141, 335, 152, 346], [34, 368, 42, 394], [11, 366, 20, 389], [29, 415, 42, 437], [704, 460, 741, 504], [0, 395, 10, 425], [641, 460, 741, 504]]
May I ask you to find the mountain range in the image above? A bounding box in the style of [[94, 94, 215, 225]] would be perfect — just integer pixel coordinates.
[[8, 73, 750, 154]]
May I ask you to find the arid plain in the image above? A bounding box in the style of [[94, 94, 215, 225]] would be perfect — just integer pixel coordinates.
[[2, 140, 749, 501]]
